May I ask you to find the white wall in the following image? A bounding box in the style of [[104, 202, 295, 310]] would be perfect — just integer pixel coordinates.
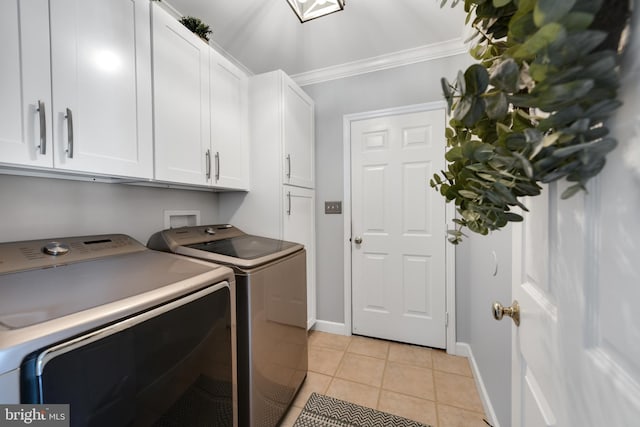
[[0, 174, 219, 244], [456, 227, 512, 425]]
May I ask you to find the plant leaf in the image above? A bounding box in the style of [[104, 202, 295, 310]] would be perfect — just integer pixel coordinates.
[[484, 92, 509, 119], [453, 96, 473, 121], [504, 212, 524, 222], [490, 58, 519, 93], [512, 152, 534, 178], [474, 143, 496, 162], [459, 190, 480, 199], [513, 23, 566, 60], [493, 0, 512, 7], [560, 12, 595, 31], [534, 0, 576, 27], [464, 64, 490, 95]]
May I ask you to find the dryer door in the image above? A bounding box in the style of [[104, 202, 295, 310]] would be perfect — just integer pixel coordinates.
[[21, 283, 234, 427]]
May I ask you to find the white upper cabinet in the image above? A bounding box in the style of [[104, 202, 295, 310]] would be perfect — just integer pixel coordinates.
[[50, 0, 153, 178], [210, 50, 249, 190], [152, 3, 249, 190], [152, 2, 211, 186], [0, 0, 153, 178], [0, 0, 52, 168], [282, 75, 315, 189], [250, 70, 315, 189]]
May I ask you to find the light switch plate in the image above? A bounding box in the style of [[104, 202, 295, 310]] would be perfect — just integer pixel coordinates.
[[324, 201, 342, 214]]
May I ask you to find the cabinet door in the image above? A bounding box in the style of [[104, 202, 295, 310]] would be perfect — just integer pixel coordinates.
[[50, 0, 153, 178], [210, 50, 249, 190], [0, 0, 52, 168], [283, 186, 316, 329], [282, 75, 314, 189], [152, 3, 211, 186]]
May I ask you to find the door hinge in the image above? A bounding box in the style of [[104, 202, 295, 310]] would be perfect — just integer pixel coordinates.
[[445, 312, 449, 328]]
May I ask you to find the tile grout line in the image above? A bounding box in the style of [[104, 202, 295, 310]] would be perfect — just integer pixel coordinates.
[[374, 342, 391, 411], [433, 352, 441, 427]]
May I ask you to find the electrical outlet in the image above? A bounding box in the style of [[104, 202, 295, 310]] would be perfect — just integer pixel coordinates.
[[324, 201, 342, 214]]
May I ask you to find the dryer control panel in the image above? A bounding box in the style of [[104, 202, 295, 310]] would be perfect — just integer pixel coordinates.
[[0, 234, 146, 275]]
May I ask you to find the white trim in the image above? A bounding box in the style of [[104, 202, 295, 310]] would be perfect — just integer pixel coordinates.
[[456, 342, 500, 427], [445, 201, 457, 354], [342, 101, 456, 352], [312, 320, 351, 336], [292, 39, 467, 87], [208, 40, 255, 77]]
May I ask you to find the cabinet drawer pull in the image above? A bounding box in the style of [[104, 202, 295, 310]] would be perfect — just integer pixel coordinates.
[[37, 100, 46, 155], [286, 154, 291, 179], [215, 151, 220, 181], [287, 191, 291, 216], [205, 149, 211, 180], [65, 108, 74, 158]]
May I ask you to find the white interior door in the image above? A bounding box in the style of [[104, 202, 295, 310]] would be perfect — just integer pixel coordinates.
[[511, 178, 640, 425], [511, 185, 560, 426], [351, 109, 446, 348]]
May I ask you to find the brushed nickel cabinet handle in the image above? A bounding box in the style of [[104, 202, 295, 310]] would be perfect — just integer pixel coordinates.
[[36, 100, 47, 155], [215, 151, 220, 181], [205, 149, 211, 180], [37, 100, 46, 155], [65, 108, 74, 158], [287, 191, 291, 216], [286, 154, 291, 179]]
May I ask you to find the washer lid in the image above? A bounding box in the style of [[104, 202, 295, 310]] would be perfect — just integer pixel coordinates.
[[0, 250, 225, 329], [148, 225, 304, 268], [187, 235, 299, 260]]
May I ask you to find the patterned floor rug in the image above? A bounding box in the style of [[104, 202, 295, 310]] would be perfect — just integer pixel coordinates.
[[293, 393, 431, 427]]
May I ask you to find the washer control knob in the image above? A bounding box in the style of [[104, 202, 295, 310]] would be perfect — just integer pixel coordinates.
[[204, 227, 216, 235], [42, 242, 70, 256]]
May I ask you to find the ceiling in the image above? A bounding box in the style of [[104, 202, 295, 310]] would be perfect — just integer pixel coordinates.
[[164, 0, 468, 78]]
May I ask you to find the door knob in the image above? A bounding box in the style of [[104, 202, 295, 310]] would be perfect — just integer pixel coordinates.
[[492, 300, 520, 327], [354, 236, 363, 244]]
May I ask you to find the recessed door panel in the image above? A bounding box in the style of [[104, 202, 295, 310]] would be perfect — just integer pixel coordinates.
[[363, 165, 387, 233], [403, 162, 431, 235], [362, 253, 389, 312], [403, 255, 431, 317]]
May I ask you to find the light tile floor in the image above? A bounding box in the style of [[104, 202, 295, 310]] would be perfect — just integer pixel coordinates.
[[278, 331, 489, 427]]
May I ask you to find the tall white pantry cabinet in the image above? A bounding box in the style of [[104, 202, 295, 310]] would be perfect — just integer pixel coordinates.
[[220, 70, 316, 329]]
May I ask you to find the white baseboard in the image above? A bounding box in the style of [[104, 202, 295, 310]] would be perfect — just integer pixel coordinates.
[[455, 342, 500, 427], [312, 320, 351, 336]]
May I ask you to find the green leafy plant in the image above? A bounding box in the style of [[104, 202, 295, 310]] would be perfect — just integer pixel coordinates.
[[432, 0, 629, 244], [179, 16, 212, 42]]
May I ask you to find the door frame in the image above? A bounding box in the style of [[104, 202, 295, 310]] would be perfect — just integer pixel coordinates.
[[342, 101, 457, 353]]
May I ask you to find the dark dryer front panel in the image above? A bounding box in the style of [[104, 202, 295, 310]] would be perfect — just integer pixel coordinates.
[[20, 284, 234, 427], [236, 250, 308, 427]]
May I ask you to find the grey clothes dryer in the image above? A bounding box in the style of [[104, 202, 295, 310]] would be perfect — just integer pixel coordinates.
[[148, 225, 308, 427], [0, 234, 237, 427]]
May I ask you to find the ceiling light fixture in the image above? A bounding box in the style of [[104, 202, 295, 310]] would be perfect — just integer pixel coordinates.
[[286, 0, 345, 23]]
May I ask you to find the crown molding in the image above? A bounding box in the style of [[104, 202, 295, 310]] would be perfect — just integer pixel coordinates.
[[291, 38, 468, 87]]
